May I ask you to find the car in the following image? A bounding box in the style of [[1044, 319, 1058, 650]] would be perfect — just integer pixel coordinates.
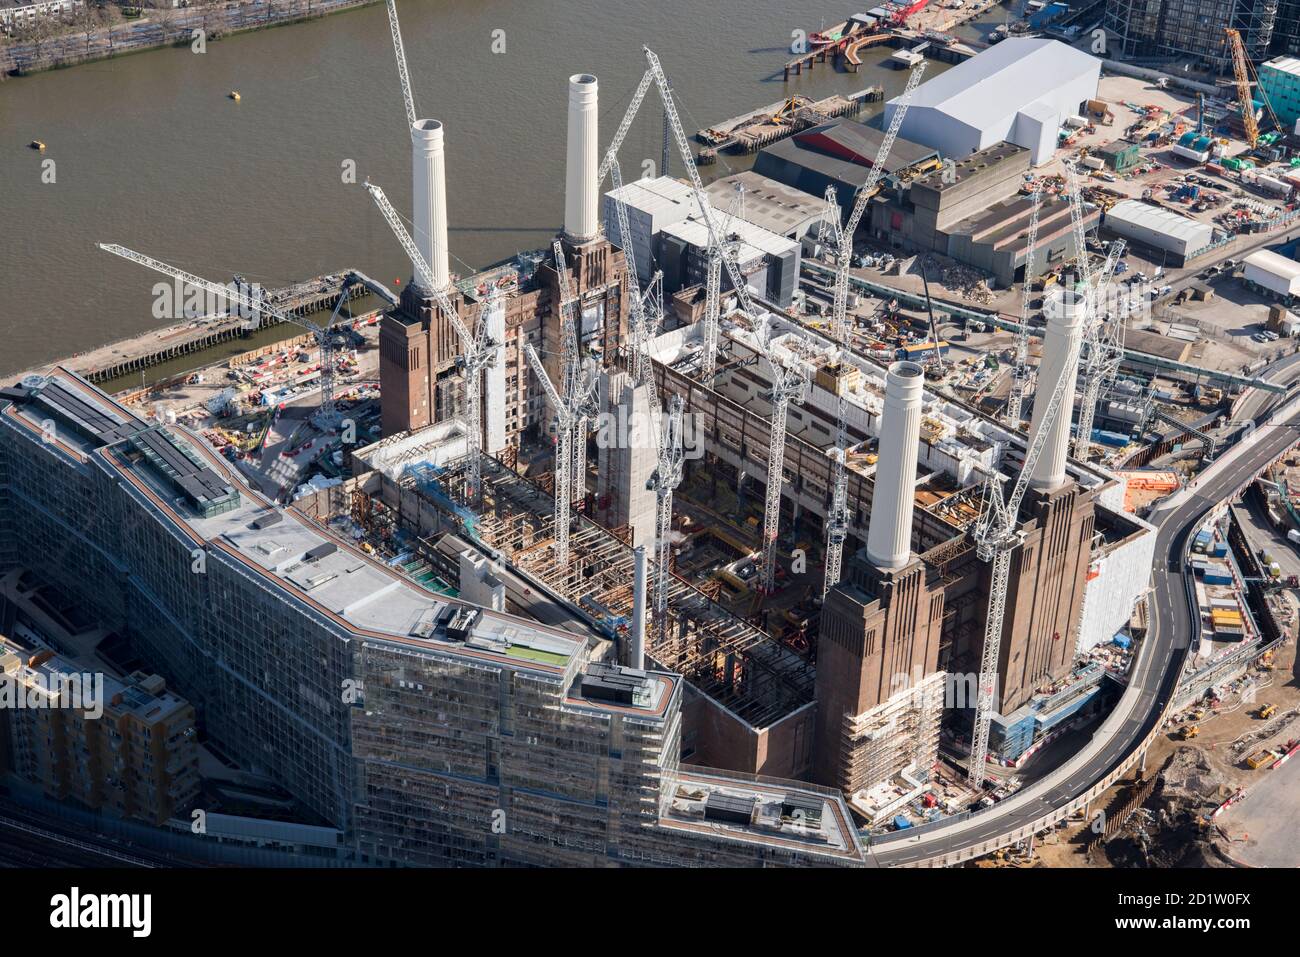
[[1253, 333, 1270, 342]]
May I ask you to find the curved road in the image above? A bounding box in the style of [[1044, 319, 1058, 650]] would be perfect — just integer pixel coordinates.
[[867, 410, 1300, 866]]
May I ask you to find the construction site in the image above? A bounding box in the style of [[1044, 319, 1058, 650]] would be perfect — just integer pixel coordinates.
[[15, 1, 1297, 867]]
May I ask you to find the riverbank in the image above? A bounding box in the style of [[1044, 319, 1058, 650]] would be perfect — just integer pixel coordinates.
[[1, 0, 381, 76]]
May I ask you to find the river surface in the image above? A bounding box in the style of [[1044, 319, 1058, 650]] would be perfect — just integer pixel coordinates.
[[0, 0, 1010, 378]]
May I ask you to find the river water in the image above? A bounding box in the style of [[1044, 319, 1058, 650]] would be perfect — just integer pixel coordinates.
[[0, 1, 1008, 378]]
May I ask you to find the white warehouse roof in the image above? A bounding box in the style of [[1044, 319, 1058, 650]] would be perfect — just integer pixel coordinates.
[[885, 38, 1101, 166], [1104, 200, 1215, 257], [1244, 249, 1300, 297]]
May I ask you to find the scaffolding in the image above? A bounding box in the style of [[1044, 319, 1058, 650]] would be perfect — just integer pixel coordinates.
[[463, 456, 815, 728]]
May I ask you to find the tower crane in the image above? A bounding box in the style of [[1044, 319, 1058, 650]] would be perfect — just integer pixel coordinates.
[[385, 0, 418, 128], [822, 370, 852, 598], [98, 244, 354, 430], [523, 343, 574, 568], [966, 270, 1090, 792], [1004, 187, 1042, 427], [1072, 238, 1127, 462], [701, 183, 746, 379], [606, 159, 661, 409], [647, 394, 686, 644], [820, 61, 928, 345], [600, 48, 813, 593], [363, 182, 500, 504], [758, 347, 809, 594], [551, 240, 598, 508]]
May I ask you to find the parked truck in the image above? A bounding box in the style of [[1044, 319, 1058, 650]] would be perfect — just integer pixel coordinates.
[[1288, 529, 1300, 547]]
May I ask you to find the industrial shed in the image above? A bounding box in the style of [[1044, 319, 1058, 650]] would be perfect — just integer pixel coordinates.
[[1102, 200, 1216, 264], [1243, 249, 1300, 301], [883, 38, 1101, 166]]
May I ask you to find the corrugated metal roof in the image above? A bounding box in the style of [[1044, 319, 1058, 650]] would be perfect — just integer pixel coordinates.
[[1244, 248, 1300, 282], [1106, 199, 1214, 247], [889, 38, 1100, 130]]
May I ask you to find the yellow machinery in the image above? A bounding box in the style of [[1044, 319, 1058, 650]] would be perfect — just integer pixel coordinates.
[[1179, 724, 1200, 740], [1258, 703, 1276, 720], [1226, 29, 1258, 147], [1226, 28, 1282, 149], [1246, 750, 1274, 769]]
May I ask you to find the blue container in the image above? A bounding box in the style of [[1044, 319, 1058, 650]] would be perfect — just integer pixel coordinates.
[[1112, 633, 1132, 649], [893, 815, 913, 831], [1203, 572, 1232, 586], [1210, 543, 1228, 557]]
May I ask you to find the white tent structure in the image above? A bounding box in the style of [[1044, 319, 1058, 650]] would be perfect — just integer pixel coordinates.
[[884, 39, 1101, 166]]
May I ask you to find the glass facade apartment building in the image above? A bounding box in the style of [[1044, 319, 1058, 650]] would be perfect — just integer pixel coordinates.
[[0, 368, 865, 867]]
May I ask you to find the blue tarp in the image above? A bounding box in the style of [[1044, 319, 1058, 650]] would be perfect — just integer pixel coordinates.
[[893, 815, 913, 830]]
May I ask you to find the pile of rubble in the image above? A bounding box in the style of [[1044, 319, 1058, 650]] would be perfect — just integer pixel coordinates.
[[918, 254, 995, 305], [1105, 747, 1236, 867]]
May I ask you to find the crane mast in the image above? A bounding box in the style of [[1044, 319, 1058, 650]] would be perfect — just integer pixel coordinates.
[[648, 394, 686, 643], [385, 0, 418, 129], [524, 344, 574, 568], [966, 263, 1089, 790], [1072, 239, 1127, 462], [759, 355, 808, 594], [1226, 28, 1259, 149], [1004, 187, 1042, 427], [363, 182, 499, 504], [702, 183, 744, 379]]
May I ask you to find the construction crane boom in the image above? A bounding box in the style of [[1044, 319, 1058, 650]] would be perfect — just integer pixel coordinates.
[[644, 47, 758, 319], [1226, 28, 1259, 149], [363, 182, 502, 502], [386, 0, 418, 129], [524, 343, 574, 567], [967, 266, 1089, 789], [824, 62, 927, 343], [1004, 187, 1042, 427]]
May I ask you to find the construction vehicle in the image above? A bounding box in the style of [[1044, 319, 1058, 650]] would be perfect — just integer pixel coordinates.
[[1246, 749, 1274, 769], [1257, 703, 1276, 720], [1179, 724, 1200, 740]]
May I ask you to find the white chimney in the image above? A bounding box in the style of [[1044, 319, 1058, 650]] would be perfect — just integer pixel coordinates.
[[411, 119, 450, 291], [866, 361, 926, 571], [630, 545, 648, 670], [1028, 292, 1085, 492], [564, 74, 599, 243]]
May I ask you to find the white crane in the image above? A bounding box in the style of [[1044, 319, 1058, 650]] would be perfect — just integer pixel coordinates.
[[821, 61, 928, 345], [550, 240, 600, 508], [605, 159, 661, 409], [1004, 187, 1043, 427], [647, 393, 686, 642], [385, 0, 417, 128], [701, 183, 747, 379], [759, 350, 809, 594], [1072, 238, 1128, 462], [966, 279, 1090, 792], [601, 48, 810, 593], [363, 182, 500, 504], [98, 244, 353, 429], [523, 343, 575, 568], [822, 353, 856, 598]]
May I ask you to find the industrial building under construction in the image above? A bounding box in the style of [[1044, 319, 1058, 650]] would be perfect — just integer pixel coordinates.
[[3, 11, 1166, 864]]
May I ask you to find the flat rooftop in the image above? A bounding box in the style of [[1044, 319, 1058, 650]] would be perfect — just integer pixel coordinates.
[[659, 766, 864, 862], [0, 369, 610, 685]]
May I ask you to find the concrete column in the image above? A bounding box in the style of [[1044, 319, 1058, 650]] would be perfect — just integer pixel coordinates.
[[867, 361, 925, 571], [630, 545, 647, 670], [411, 119, 450, 291], [564, 74, 600, 243], [1028, 292, 1085, 492]]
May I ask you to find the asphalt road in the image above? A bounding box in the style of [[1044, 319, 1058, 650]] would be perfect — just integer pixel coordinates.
[[867, 410, 1300, 866]]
